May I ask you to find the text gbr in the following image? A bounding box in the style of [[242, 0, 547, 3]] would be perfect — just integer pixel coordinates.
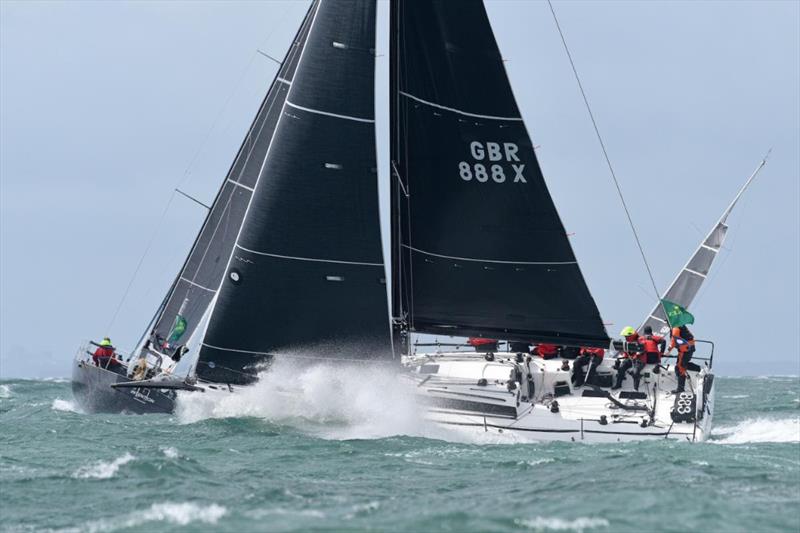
[[458, 142, 526, 183]]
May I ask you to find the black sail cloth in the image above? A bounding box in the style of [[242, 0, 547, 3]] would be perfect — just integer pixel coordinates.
[[149, 3, 316, 352], [391, 0, 609, 347], [197, 0, 391, 384]]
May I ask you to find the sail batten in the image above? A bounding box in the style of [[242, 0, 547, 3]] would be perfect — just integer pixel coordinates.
[[390, 0, 609, 347]]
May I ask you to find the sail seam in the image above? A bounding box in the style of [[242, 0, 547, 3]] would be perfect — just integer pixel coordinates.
[[179, 277, 217, 293], [399, 91, 523, 122], [236, 244, 383, 266], [404, 245, 577, 265], [700, 244, 719, 253], [276, 77, 292, 85], [648, 315, 667, 323], [226, 179, 255, 192], [684, 268, 707, 279], [285, 100, 375, 123]]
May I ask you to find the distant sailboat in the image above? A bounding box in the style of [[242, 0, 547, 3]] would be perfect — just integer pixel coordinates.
[[71, 0, 764, 442]]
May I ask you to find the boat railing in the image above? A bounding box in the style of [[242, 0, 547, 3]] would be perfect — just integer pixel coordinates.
[[660, 339, 714, 369]]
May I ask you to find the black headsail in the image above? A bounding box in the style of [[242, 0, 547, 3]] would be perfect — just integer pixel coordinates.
[[390, 0, 609, 347], [148, 2, 317, 354], [196, 0, 391, 384]]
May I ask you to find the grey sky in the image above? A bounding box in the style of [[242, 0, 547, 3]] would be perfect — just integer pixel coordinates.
[[1, 0, 798, 378]]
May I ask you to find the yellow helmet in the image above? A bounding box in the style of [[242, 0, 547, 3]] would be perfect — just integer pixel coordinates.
[[620, 326, 636, 337], [100, 337, 112, 347]]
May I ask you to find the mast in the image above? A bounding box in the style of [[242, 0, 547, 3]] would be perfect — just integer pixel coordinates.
[[640, 155, 769, 335], [195, 0, 392, 384], [389, 0, 609, 347]]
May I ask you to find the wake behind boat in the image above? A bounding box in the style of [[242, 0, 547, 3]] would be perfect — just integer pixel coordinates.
[[71, 0, 766, 445]]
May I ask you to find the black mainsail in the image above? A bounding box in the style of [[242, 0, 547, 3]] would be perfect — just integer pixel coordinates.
[[196, 0, 391, 384], [148, 3, 317, 353], [390, 0, 609, 347]]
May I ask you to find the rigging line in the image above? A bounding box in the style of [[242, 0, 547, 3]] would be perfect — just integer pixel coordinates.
[[546, 0, 661, 301], [105, 191, 178, 334]]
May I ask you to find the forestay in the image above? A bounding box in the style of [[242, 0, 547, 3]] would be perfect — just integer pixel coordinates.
[[149, 2, 317, 353], [390, 0, 609, 347], [197, 0, 392, 384]]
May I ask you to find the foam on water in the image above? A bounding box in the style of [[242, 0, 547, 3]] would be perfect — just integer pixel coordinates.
[[51, 398, 81, 413], [712, 417, 800, 444], [175, 359, 458, 441], [78, 502, 227, 532], [72, 453, 135, 479], [515, 516, 610, 531], [160, 446, 179, 459]]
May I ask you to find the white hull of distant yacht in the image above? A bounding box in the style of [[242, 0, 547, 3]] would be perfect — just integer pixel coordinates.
[[403, 352, 715, 443]]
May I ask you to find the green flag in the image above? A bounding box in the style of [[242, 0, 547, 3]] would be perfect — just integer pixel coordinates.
[[167, 315, 187, 344], [661, 299, 694, 328]]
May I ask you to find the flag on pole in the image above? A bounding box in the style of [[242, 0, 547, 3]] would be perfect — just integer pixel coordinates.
[[661, 299, 694, 328], [167, 315, 187, 344]]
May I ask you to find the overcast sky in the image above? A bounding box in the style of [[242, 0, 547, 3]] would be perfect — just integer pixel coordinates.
[[1, 0, 798, 378]]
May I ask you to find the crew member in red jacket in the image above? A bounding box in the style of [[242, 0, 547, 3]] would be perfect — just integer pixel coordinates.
[[92, 337, 119, 369], [640, 325, 666, 370], [533, 343, 559, 360], [468, 337, 498, 353], [572, 347, 604, 387]]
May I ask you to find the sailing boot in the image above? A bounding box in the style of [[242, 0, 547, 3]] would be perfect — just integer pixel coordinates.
[[612, 373, 623, 390], [671, 374, 686, 394]]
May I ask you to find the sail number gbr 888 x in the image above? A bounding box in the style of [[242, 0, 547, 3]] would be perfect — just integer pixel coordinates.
[[458, 141, 527, 184]]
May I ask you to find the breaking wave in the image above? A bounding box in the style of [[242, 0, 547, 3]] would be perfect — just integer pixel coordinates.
[[51, 398, 81, 413], [72, 453, 135, 479], [78, 502, 227, 532], [175, 359, 459, 441], [515, 516, 610, 531], [0, 384, 12, 398], [712, 418, 800, 444]]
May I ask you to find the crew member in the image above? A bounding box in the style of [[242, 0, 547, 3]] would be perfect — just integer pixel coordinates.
[[669, 325, 696, 393], [640, 325, 666, 371], [92, 337, 119, 370], [533, 343, 559, 360], [613, 326, 644, 390], [468, 337, 498, 353], [572, 347, 605, 387]]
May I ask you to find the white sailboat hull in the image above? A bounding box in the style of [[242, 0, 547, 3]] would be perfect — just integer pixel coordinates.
[[404, 352, 715, 443]]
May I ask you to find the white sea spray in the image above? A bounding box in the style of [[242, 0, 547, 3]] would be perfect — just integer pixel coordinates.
[[51, 398, 81, 413], [0, 384, 12, 398], [713, 417, 800, 444], [175, 358, 462, 441], [515, 516, 610, 531]]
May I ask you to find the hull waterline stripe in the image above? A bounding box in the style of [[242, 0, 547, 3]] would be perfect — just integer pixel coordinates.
[[285, 100, 374, 123], [179, 277, 217, 293], [399, 91, 523, 122], [404, 245, 577, 266], [684, 267, 708, 279], [235, 244, 384, 266], [435, 420, 694, 437], [227, 179, 255, 192]]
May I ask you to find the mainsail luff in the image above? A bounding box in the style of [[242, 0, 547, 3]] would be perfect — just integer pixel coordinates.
[[148, 2, 318, 353], [196, 0, 392, 384], [640, 157, 768, 335], [390, 0, 609, 347]]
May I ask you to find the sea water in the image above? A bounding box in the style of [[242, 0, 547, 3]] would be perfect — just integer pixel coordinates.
[[1, 371, 798, 532]]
